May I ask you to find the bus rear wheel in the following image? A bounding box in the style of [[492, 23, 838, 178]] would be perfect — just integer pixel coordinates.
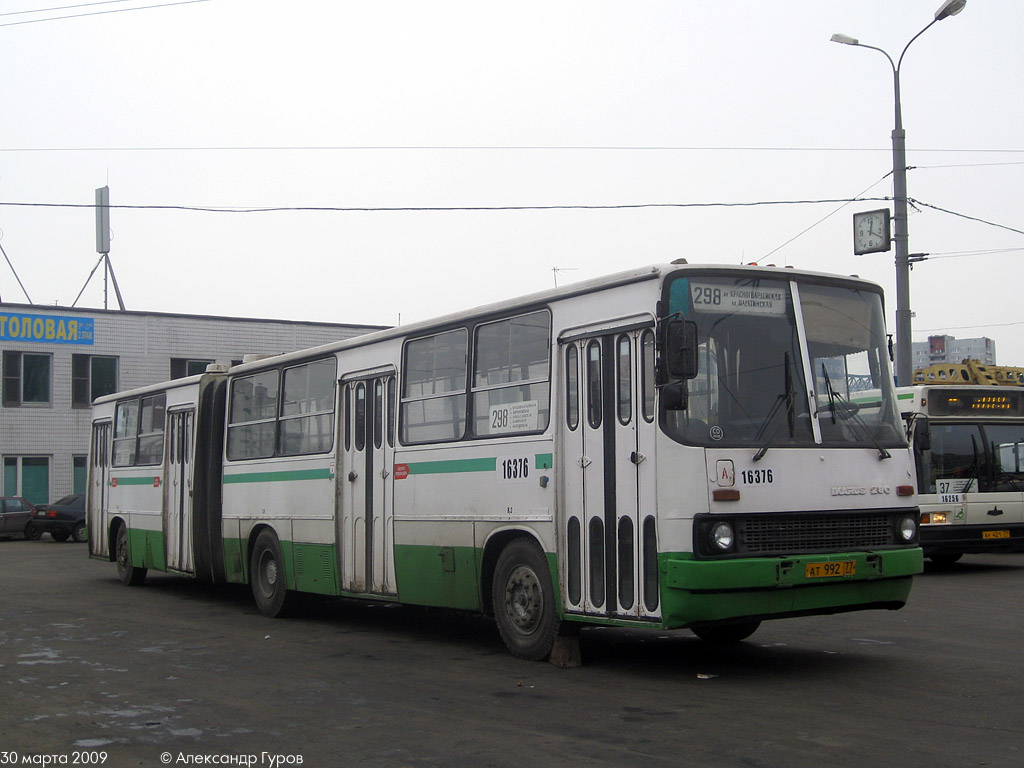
[[929, 552, 963, 567], [492, 537, 560, 661], [250, 529, 294, 618], [115, 524, 147, 586]]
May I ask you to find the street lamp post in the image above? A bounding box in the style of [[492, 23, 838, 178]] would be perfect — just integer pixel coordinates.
[[831, 0, 966, 386]]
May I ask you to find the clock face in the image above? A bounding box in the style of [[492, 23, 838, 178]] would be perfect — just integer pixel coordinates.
[[853, 209, 891, 254]]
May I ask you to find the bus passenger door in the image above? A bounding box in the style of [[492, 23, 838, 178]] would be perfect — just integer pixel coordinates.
[[339, 374, 397, 595], [559, 327, 660, 621], [88, 421, 111, 558], [164, 409, 195, 574]]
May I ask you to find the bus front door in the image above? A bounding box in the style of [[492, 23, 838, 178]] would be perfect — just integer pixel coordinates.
[[340, 374, 397, 595], [560, 328, 660, 621], [164, 409, 195, 574]]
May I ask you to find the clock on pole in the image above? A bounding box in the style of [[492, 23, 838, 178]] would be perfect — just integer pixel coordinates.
[[852, 209, 891, 255]]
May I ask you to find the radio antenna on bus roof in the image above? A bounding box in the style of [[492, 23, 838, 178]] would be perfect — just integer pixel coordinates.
[[552, 266, 578, 287]]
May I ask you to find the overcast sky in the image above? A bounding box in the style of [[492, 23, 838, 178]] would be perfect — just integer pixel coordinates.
[[1, 0, 1021, 366]]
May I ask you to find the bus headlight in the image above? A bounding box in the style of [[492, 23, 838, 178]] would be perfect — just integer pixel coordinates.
[[709, 521, 735, 552], [896, 515, 918, 543]]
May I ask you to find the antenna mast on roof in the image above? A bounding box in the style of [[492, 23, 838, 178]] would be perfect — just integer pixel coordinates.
[[73, 186, 125, 310], [0, 234, 34, 304]]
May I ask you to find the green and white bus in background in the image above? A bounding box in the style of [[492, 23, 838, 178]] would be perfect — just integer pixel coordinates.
[[88, 262, 923, 660], [899, 383, 1024, 566]]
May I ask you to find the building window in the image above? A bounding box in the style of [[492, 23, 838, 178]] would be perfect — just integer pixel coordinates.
[[3, 351, 51, 406], [171, 358, 214, 379], [73, 456, 88, 494], [72, 355, 118, 407], [3, 456, 50, 504]]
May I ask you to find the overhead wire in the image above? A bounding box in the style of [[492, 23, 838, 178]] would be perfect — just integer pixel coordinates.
[[0, 197, 896, 214], [0, 0, 210, 27], [1, 1, 137, 18], [2, 145, 1024, 154], [755, 173, 892, 264]]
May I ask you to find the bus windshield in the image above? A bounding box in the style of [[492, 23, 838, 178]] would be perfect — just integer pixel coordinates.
[[920, 422, 1024, 493], [663, 274, 906, 449]]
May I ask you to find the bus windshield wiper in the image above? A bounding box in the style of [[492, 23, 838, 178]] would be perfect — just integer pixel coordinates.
[[820, 364, 839, 424], [964, 434, 981, 492], [818, 364, 891, 461], [753, 353, 795, 462]]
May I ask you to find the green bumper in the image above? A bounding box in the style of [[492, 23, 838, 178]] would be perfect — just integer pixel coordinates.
[[659, 548, 923, 628]]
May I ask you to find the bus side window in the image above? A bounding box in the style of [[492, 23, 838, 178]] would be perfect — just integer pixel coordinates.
[[279, 359, 336, 456], [587, 340, 602, 430], [400, 329, 468, 445], [641, 330, 655, 423], [617, 334, 632, 425], [355, 381, 367, 452], [227, 371, 279, 460], [471, 310, 550, 438], [136, 394, 166, 466], [386, 376, 396, 448], [113, 399, 139, 467], [373, 378, 384, 450], [343, 384, 351, 452], [566, 345, 579, 431]]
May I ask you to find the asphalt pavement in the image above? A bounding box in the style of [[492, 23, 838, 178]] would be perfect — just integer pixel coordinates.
[[1, 539, 1022, 768]]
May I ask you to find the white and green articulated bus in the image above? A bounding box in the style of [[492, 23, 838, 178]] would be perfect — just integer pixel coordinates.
[[88, 262, 923, 660], [897, 385, 1024, 566]]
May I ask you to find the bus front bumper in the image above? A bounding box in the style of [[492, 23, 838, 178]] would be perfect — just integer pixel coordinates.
[[658, 548, 923, 628], [921, 524, 1024, 556]]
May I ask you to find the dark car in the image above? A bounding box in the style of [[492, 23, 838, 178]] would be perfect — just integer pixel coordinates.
[[26, 494, 87, 543], [0, 496, 37, 539]]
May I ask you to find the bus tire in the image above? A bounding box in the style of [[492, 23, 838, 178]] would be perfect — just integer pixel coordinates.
[[492, 537, 560, 661], [115, 524, 147, 586], [250, 529, 293, 618], [691, 619, 761, 644]]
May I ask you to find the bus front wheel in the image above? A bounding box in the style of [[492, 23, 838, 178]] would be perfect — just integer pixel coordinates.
[[250, 529, 293, 618], [115, 524, 147, 586], [691, 620, 761, 644], [492, 537, 560, 661]]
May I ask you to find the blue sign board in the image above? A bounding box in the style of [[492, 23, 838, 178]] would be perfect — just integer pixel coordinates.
[[0, 312, 95, 345]]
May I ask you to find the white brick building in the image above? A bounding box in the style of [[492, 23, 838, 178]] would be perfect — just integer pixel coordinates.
[[1, 303, 383, 505]]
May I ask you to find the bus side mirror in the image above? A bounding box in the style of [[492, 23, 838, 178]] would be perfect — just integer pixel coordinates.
[[912, 415, 931, 452], [664, 319, 699, 380], [661, 382, 688, 411]]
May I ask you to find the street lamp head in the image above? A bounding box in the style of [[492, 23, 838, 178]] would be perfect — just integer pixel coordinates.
[[830, 33, 859, 46], [935, 0, 966, 21]]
